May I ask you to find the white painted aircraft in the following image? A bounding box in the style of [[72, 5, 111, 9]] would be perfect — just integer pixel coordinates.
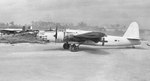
[[38, 22, 141, 52]]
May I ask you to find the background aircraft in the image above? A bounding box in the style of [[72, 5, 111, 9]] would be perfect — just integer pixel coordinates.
[[0, 28, 22, 35], [38, 22, 141, 52]]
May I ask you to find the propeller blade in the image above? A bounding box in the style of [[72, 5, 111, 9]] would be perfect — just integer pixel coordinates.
[[54, 26, 58, 42]]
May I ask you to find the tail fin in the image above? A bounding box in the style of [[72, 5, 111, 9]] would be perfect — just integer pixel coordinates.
[[123, 22, 140, 39]]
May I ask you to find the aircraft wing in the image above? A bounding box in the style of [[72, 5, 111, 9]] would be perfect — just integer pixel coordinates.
[[64, 32, 106, 43]]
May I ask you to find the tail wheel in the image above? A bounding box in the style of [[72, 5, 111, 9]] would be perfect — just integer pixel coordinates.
[[63, 43, 70, 49]]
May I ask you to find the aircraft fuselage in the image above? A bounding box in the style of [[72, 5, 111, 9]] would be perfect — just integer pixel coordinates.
[[38, 31, 141, 46], [82, 35, 141, 46]]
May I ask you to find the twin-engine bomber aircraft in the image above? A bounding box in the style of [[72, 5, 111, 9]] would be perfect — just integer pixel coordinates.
[[42, 22, 141, 52]]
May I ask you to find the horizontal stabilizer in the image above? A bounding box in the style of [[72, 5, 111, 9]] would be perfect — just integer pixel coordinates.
[[127, 38, 140, 40]]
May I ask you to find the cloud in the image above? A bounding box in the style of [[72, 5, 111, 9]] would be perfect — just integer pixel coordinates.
[[25, 0, 103, 11], [0, 0, 150, 29]]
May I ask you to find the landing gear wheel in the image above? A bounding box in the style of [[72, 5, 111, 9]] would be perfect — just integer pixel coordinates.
[[63, 43, 70, 49], [69, 44, 79, 52]]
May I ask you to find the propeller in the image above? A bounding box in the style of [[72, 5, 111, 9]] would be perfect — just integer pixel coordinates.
[[54, 26, 58, 42]]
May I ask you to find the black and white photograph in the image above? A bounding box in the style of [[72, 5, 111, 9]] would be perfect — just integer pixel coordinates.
[[0, 0, 150, 81]]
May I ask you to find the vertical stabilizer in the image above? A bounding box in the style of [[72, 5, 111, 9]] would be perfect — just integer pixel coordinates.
[[123, 22, 140, 39]]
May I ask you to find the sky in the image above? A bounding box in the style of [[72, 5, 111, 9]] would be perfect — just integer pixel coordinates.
[[0, 0, 149, 29]]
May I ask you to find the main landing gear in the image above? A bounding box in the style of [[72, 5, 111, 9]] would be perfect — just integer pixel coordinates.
[[63, 42, 80, 52], [63, 43, 70, 49]]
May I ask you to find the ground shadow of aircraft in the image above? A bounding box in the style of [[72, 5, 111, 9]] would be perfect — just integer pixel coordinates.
[[43, 46, 110, 55]]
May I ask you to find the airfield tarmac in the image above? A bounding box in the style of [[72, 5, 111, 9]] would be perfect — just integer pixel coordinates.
[[0, 42, 150, 81]]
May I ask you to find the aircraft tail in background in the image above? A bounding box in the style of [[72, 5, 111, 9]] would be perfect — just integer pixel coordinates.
[[123, 22, 140, 39]]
